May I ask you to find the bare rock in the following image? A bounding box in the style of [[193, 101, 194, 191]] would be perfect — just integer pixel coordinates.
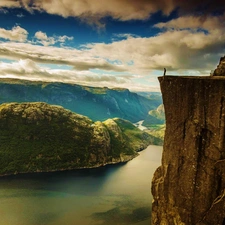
[[152, 76, 225, 225], [213, 56, 225, 76]]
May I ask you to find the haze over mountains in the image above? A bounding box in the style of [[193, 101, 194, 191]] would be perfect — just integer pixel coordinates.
[[0, 78, 162, 123]]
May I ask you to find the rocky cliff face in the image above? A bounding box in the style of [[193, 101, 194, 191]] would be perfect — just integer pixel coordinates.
[[213, 56, 225, 76], [152, 76, 225, 225], [0, 102, 154, 176]]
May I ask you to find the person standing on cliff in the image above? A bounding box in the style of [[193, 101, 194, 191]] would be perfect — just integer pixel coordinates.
[[163, 68, 166, 76]]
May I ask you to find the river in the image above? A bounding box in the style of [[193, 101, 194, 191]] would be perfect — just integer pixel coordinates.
[[0, 145, 162, 225]]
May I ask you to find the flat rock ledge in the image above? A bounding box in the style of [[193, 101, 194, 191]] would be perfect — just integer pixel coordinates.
[[152, 76, 225, 225]]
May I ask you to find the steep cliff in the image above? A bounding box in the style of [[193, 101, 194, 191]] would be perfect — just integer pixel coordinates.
[[152, 76, 225, 225], [0, 102, 154, 176], [213, 56, 225, 76]]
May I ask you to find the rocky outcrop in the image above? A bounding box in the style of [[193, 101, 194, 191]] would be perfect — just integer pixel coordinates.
[[0, 102, 154, 176], [213, 56, 225, 76], [152, 76, 225, 225]]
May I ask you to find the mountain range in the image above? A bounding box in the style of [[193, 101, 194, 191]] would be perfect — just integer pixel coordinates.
[[0, 78, 162, 123]]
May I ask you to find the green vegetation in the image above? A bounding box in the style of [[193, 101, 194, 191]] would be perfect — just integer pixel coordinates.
[[111, 118, 159, 150], [143, 104, 165, 128], [83, 86, 108, 94], [146, 124, 165, 142], [0, 102, 158, 176], [0, 103, 93, 174], [0, 78, 162, 123], [138, 104, 166, 144]]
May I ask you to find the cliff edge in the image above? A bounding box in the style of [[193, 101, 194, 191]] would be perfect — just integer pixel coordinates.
[[152, 76, 225, 225]]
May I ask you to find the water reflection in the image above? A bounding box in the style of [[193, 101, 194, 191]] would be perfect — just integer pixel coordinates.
[[0, 145, 162, 225], [0, 162, 125, 196], [91, 206, 150, 225]]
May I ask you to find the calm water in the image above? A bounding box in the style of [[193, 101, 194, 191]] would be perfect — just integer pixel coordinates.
[[0, 145, 162, 225]]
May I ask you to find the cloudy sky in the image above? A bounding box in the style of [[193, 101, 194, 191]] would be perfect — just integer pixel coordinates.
[[0, 0, 225, 91]]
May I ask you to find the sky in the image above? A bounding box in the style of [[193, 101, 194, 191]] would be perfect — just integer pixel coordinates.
[[0, 0, 225, 92]]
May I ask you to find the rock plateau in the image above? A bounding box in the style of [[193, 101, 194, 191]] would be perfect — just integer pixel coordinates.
[[152, 76, 225, 225]]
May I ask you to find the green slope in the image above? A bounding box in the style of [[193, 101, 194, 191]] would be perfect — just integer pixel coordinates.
[[0, 102, 158, 176]]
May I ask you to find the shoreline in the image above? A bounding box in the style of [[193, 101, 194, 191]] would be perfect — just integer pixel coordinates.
[[0, 145, 163, 178]]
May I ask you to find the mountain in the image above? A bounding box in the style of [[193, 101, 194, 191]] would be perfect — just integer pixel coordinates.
[[143, 104, 165, 127], [0, 78, 162, 122], [142, 104, 165, 142], [135, 92, 162, 101], [0, 102, 156, 176]]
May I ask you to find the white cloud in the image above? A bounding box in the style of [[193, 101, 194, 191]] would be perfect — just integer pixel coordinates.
[[0, 16, 224, 77], [0, 8, 8, 14], [22, 0, 225, 22], [18, 58, 39, 72], [34, 31, 73, 46], [0, 26, 28, 42], [31, 0, 164, 21], [153, 15, 225, 51], [0, 21, 224, 76], [34, 31, 55, 46], [85, 15, 225, 72], [0, 14, 224, 91], [0, 59, 47, 78], [0, 0, 20, 8], [35, 31, 48, 40], [154, 15, 224, 31], [1, 0, 225, 29], [0, 42, 126, 72], [112, 33, 140, 41], [58, 35, 73, 42], [0, 59, 149, 91], [17, 13, 25, 18]]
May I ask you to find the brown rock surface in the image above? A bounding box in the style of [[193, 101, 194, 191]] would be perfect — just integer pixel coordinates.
[[213, 56, 225, 76], [152, 76, 225, 225]]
